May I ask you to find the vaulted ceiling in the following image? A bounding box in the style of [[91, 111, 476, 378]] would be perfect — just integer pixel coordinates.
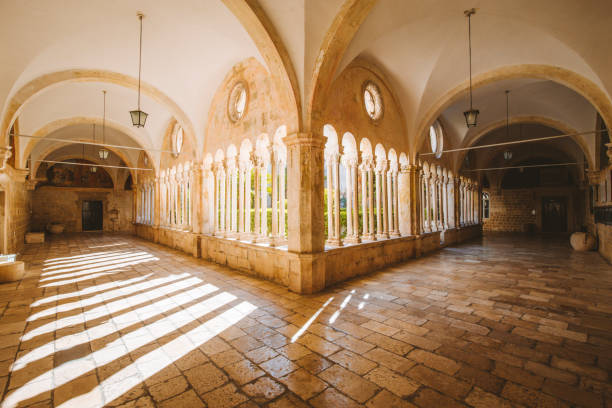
[[1, 0, 611, 174]]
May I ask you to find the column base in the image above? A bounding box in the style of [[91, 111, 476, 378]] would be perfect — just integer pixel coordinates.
[[376, 233, 390, 240], [361, 234, 376, 241], [269, 236, 288, 247], [325, 238, 343, 247], [251, 235, 270, 244], [343, 235, 361, 244], [288, 252, 325, 294], [390, 232, 401, 238]]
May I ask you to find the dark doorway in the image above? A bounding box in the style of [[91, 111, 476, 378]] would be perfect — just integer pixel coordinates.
[[82, 201, 103, 231], [542, 197, 567, 233]]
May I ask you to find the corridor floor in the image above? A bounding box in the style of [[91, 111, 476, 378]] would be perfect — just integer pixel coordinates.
[[0, 234, 610, 408]]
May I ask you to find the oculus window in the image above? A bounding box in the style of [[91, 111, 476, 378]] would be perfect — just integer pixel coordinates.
[[429, 121, 444, 159], [229, 82, 248, 122], [363, 81, 383, 121]]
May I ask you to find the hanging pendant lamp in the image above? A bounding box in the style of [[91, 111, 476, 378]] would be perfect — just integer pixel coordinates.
[[463, 9, 479, 128], [99, 90, 110, 160], [91, 124, 98, 172], [503, 90, 512, 161], [130, 13, 148, 127]]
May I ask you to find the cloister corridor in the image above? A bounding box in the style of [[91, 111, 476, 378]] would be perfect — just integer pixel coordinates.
[[0, 233, 609, 408]]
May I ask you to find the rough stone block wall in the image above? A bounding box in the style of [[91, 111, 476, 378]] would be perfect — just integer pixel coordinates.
[[8, 182, 30, 254], [483, 189, 536, 232], [31, 187, 133, 233]]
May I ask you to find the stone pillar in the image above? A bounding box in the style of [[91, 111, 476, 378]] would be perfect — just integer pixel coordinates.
[[325, 154, 334, 242], [244, 159, 253, 236], [252, 157, 261, 240], [423, 172, 431, 233], [279, 161, 286, 239], [283, 133, 325, 294], [360, 162, 369, 240], [398, 164, 411, 236], [375, 166, 383, 238], [417, 168, 424, 234], [367, 163, 376, 240], [345, 160, 360, 243], [391, 169, 400, 237], [377, 160, 389, 239], [271, 148, 279, 242], [454, 177, 461, 229], [343, 157, 353, 241], [238, 164, 245, 235], [333, 153, 342, 245]]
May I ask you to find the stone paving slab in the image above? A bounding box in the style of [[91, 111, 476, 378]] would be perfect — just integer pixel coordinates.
[[0, 233, 610, 407]]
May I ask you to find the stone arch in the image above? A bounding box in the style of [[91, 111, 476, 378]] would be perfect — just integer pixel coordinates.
[[31, 139, 138, 183], [273, 126, 287, 163], [453, 115, 592, 174], [324, 125, 339, 157], [374, 143, 386, 162], [414, 64, 612, 162], [1, 69, 197, 157], [221, 0, 301, 134], [307, 0, 378, 133], [360, 137, 373, 160], [388, 149, 398, 171], [21, 116, 154, 173], [341, 132, 358, 160], [35, 154, 117, 188]]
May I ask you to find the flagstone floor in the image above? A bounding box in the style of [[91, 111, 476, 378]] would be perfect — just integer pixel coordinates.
[[0, 233, 610, 407]]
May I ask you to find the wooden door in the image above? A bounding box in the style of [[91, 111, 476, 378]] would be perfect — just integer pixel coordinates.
[[542, 197, 567, 233], [82, 200, 103, 231]]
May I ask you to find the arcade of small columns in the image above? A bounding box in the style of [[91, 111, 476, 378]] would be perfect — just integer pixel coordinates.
[[322, 138, 480, 247], [207, 133, 288, 246], [133, 133, 480, 249]]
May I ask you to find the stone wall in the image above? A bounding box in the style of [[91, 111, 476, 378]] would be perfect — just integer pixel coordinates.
[[483, 189, 536, 232], [135, 225, 199, 257], [31, 186, 133, 233], [483, 187, 582, 233], [6, 181, 30, 254]]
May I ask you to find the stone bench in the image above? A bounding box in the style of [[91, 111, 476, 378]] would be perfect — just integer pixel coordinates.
[[26, 232, 45, 244], [0, 261, 25, 282]]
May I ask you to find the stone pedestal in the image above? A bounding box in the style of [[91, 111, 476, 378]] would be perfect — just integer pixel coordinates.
[[0, 261, 24, 282], [570, 232, 596, 251]]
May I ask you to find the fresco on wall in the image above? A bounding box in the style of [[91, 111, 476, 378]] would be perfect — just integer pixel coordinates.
[[38, 160, 113, 188]]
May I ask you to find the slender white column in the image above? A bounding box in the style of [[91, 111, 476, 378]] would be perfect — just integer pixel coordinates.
[[387, 169, 393, 235], [260, 160, 268, 238], [245, 158, 253, 235], [231, 164, 238, 233], [271, 150, 279, 241], [326, 157, 334, 241], [238, 165, 245, 234], [253, 159, 260, 239], [333, 154, 341, 244], [391, 170, 400, 237], [423, 173, 431, 233], [381, 162, 389, 239], [345, 161, 360, 243], [368, 165, 376, 240], [360, 163, 369, 239], [375, 168, 382, 238], [220, 166, 226, 233], [352, 164, 360, 241], [279, 162, 286, 238], [343, 157, 353, 239]]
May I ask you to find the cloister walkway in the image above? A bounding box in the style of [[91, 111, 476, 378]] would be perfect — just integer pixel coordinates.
[[0, 233, 610, 407]]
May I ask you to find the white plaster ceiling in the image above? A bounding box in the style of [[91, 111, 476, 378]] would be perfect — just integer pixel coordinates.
[[0, 0, 263, 169], [340, 0, 612, 155]]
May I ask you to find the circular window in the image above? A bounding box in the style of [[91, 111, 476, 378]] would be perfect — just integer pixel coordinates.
[[228, 82, 248, 122], [172, 126, 183, 158], [429, 121, 444, 159], [363, 81, 383, 121]]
